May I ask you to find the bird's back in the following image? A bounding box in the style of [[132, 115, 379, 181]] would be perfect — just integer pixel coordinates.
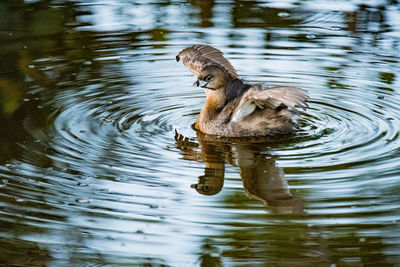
[[212, 85, 307, 137]]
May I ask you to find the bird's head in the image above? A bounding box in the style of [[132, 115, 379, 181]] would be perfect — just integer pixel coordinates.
[[193, 65, 227, 91], [176, 45, 244, 105]]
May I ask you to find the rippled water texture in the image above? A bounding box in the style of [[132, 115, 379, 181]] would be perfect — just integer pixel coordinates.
[[1, 0, 400, 265]]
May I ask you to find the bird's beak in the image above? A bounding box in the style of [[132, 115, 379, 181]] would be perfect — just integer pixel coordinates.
[[193, 79, 209, 88]]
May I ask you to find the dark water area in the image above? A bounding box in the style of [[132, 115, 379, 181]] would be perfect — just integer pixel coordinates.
[[1, 0, 400, 265]]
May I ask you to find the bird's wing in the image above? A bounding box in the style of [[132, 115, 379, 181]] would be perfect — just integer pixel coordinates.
[[176, 45, 239, 78], [231, 86, 308, 122]]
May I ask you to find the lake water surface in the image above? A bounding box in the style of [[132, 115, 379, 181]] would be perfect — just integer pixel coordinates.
[[1, 0, 400, 265]]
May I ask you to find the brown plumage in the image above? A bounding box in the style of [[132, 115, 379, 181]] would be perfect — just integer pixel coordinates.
[[176, 44, 239, 79], [176, 44, 308, 137]]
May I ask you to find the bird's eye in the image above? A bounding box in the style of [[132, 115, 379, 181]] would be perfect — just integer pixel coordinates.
[[205, 75, 212, 81]]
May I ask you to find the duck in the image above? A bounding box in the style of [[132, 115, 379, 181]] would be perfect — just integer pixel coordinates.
[[176, 44, 308, 137]]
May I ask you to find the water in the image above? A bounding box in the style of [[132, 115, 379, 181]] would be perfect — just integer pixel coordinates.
[[1, 0, 400, 265]]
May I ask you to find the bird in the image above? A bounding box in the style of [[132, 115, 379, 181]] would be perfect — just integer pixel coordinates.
[[176, 44, 308, 137]]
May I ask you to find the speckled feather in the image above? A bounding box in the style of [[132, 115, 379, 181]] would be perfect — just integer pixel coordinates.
[[176, 45, 239, 79], [240, 85, 308, 110], [231, 85, 308, 122]]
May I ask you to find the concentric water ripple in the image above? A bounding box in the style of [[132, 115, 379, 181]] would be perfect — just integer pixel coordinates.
[[287, 89, 400, 168]]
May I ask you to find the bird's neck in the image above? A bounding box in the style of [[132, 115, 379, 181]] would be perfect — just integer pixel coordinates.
[[195, 90, 225, 131], [225, 77, 250, 104]]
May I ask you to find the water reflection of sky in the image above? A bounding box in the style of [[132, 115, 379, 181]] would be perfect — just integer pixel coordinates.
[[75, 0, 400, 82]]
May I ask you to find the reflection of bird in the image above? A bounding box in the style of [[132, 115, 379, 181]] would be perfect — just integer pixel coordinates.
[[175, 130, 304, 214], [176, 45, 308, 137]]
